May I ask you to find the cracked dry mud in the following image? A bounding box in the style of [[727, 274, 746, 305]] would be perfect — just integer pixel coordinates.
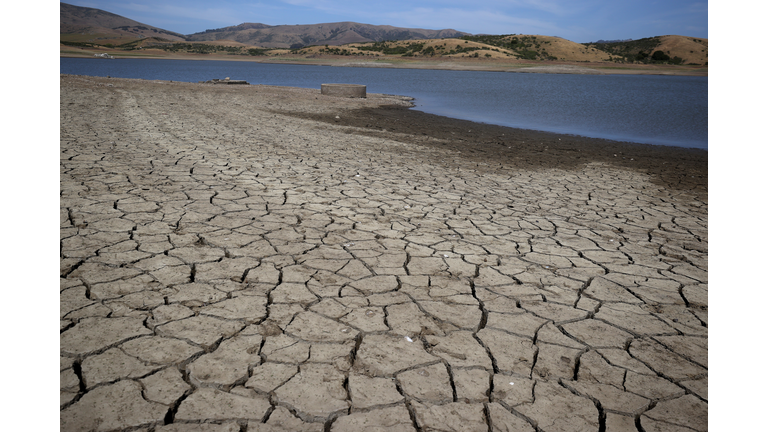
[[60, 74, 707, 431]]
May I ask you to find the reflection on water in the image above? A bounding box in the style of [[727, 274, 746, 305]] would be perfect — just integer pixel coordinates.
[[60, 58, 707, 149]]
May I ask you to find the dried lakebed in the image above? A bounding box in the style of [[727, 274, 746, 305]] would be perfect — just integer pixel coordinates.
[[60, 75, 707, 431]]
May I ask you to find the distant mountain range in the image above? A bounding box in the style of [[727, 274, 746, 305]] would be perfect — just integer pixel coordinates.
[[60, 2, 186, 42], [186, 22, 469, 48], [59, 2, 707, 66], [60, 2, 468, 48], [590, 39, 633, 44]]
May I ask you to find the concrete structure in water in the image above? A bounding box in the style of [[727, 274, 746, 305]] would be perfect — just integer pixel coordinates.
[[199, 78, 250, 85], [321, 84, 367, 98]]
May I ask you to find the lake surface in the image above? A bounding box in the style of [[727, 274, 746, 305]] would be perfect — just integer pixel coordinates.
[[60, 58, 708, 149]]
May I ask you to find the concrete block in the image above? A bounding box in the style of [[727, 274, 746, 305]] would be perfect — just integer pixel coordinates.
[[321, 84, 366, 98]]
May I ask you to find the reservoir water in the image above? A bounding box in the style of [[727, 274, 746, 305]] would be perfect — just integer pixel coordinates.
[[60, 58, 708, 149]]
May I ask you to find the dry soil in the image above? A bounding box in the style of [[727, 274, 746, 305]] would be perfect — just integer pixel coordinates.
[[60, 75, 707, 431]]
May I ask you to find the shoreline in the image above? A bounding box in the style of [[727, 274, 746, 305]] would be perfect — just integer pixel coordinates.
[[291, 100, 708, 192], [402, 106, 706, 151], [58, 62, 708, 151], [60, 50, 708, 77], [59, 74, 708, 192]]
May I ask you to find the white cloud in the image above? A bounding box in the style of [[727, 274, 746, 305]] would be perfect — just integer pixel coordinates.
[[122, 2, 153, 13], [376, 7, 563, 35], [116, 2, 245, 29], [125, 3, 236, 23], [270, 1, 601, 35]]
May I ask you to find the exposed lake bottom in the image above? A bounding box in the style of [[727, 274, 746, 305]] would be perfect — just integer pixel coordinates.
[[280, 102, 707, 192], [60, 74, 708, 431]]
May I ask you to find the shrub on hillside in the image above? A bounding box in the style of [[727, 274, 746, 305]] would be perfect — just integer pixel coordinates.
[[651, 50, 670, 61]]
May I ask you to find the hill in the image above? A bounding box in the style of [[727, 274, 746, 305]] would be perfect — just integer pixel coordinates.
[[59, 2, 707, 69], [583, 35, 708, 65], [186, 22, 469, 48], [60, 2, 186, 44], [460, 34, 612, 61]]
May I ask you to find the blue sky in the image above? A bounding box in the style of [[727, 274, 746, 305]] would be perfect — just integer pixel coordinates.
[[62, 0, 708, 43]]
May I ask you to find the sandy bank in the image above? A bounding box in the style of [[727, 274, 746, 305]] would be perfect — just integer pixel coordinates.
[[61, 47, 708, 76]]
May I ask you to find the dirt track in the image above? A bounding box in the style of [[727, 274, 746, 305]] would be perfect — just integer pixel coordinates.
[[60, 75, 707, 431]]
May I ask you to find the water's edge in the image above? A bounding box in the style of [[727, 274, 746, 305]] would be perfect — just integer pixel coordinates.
[[60, 58, 708, 149]]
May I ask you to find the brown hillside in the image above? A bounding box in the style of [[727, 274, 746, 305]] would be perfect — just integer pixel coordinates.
[[515, 35, 612, 61], [60, 2, 186, 43], [296, 38, 516, 59], [655, 35, 708, 64], [191, 39, 256, 47], [133, 38, 260, 49], [432, 39, 515, 58], [315, 30, 373, 46], [329, 36, 612, 62], [187, 22, 469, 48]]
